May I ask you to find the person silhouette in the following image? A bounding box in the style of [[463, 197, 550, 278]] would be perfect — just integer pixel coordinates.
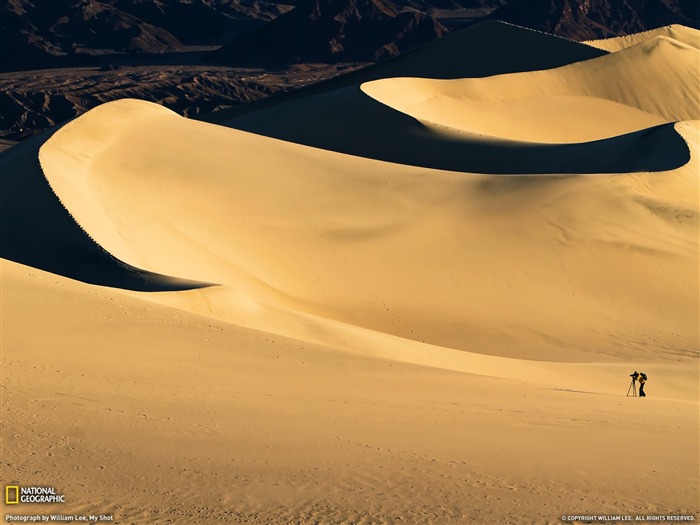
[[638, 372, 647, 397]]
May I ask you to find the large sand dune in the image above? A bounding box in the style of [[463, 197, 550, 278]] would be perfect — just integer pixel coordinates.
[[2, 21, 698, 525], [35, 97, 699, 364]]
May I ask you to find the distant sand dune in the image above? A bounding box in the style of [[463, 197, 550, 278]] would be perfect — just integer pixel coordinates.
[[362, 33, 700, 142], [585, 24, 700, 52], [223, 33, 697, 173], [366, 94, 666, 144]]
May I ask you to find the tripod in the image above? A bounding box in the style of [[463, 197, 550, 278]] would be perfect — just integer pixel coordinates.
[[626, 378, 637, 397]]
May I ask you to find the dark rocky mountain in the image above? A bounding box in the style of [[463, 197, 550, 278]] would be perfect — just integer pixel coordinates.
[[488, 0, 699, 39], [215, 0, 450, 65], [213, 0, 698, 65], [106, 0, 291, 44], [4, 0, 696, 73], [0, 0, 291, 72]]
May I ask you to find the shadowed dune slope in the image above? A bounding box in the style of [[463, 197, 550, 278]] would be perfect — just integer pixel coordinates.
[[37, 99, 699, 361], [202, 20, 607, 124], [224, 83, 690, 173], [0, 129, 209, 291]]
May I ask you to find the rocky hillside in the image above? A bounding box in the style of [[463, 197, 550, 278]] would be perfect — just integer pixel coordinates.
[[0, 0, 290, 72], [215, 0, 449, 64], [488, 0, 699, 39]]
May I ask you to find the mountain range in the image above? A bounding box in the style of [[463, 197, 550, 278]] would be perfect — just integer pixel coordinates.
[[3, 0, 697, 72], [488, 0, 699, 39], [1, 0, 697, 144], [214, 0, 450, 64]]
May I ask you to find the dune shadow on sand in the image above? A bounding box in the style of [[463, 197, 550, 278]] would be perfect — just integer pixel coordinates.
[[227, 86, 690, 175], [0, 131, 211, 292]]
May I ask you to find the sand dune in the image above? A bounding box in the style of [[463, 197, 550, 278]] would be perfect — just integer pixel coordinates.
[[363, 33, 700, 130], [2, 21, 699, 525], [364, 93, 666, 144], [223, 82, 689, 173], [226, 33, 698, 164], [38, 97, 698, 363], [361, 33, 700, 142], [585, 24, 700, 51], [0, 128, 209, 291]]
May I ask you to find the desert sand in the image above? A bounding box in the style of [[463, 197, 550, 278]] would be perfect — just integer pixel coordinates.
[[2, 21, 698, 525]]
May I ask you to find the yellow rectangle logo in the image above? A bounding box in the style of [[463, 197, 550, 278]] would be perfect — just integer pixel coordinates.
[[6, 485, 19, 504]]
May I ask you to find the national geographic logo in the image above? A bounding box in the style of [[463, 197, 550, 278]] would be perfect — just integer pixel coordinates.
[[5, 486, 19, 505], [5, 486, 65, 504]]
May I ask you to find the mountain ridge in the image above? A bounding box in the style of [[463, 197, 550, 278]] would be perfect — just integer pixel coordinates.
[[1, 0, 697, 144], [214, 0, 450, 65]]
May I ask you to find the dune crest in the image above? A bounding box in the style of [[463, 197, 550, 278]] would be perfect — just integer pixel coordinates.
[[585, 24, 700, 51], [37, 100, 182, 271], [0, 121, 209, 291]]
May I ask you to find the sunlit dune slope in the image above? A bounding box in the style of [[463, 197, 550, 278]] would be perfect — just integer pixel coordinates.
[[37, 98, 699, 362], [585, 24, 700, 52], [362, 33, 700, 143]]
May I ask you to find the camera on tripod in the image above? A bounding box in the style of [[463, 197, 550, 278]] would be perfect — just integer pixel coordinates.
[[627, 371, 639, 397]]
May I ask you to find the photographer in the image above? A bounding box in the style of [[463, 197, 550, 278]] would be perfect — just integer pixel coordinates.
[[628, 371, 648, 398], [638, 372, 647, 397]]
